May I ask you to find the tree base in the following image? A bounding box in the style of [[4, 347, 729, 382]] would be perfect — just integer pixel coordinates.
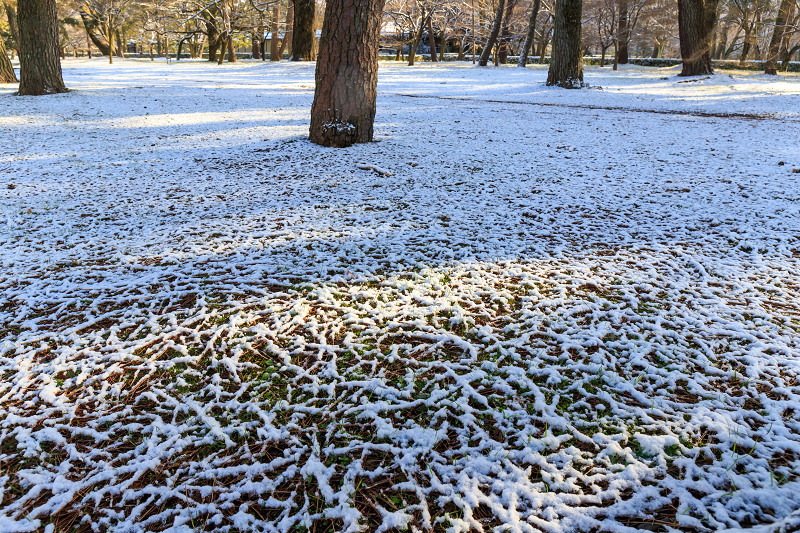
[[309, 121, 361, 148], [14, 86, 69, 96], [545, 77, 585, 89]]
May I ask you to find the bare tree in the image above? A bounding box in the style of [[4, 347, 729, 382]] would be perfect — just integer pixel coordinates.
[[518, 0, 541, 65], [478, 0, 505, 64]]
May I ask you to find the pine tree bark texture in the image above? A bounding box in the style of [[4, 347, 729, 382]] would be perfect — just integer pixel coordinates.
[[291, 0, 314, 60], [546, 0, 584, 88], [677, 0, 719, 76], [617, 0, 629, 63], [308, 0, 386, 147], [17, 0, 66, 94], [765, 0, 792, 74], [1, 35, 17, 82], [478, 0, 505, 66], [518, 0, 541, 66]]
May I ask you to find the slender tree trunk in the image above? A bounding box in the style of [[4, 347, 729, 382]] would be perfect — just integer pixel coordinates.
[[518, 0, 541, 66], [428, 15, 437, 61], [291, 0, 314, 60], [116, 30, 124, 57], [17, 0, 67, 94], [271, 5, 281, 60], [498, 0, 517, 63], [1, 35, 17, 83], [678, 0, 720, 76], [79, 13, 110, 56], [408, 11, 429, 65], [256, 11, 265, 61], [309, 0, 386, 146], [252, 33, 261, 59], [4, 2, 20, 55], [478, 0, 506, 66], [227, 34, 235, 61], [107, 24, 114, 64], [208, 30, 219, 61], [218, 0, 232, 64], [739, 26, 752, 65], [617, 0, 628, 64], [279, 2, 293, 57], [546, 0, 583, 87], [765, 0, 792, 74]]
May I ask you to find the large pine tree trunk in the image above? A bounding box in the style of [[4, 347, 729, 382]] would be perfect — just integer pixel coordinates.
[[1, 35, 17, 83], [518, 0, 541, 66], [765, 0, 792, 74], [17, 0, 66, 94], [291, 0, 314, 60], [678, 0, 719, 76], [478, 0, 506, 66], [617, 0, 629, 63], [615, 0, 631, 65], [309, 0, 386, 147], [546, 0, 584, 87]]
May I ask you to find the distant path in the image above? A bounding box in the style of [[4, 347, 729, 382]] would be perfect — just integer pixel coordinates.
[[392, 92, 796, 121]]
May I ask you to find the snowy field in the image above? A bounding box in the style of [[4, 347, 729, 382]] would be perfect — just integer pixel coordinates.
[[1, 59, 800, 532]]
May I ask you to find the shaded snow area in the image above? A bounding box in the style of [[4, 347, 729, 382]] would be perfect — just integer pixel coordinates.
[[1, 59, 800, 533]]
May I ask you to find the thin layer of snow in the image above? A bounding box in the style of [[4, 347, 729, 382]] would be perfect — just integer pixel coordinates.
[[1, 59, 799, 532]]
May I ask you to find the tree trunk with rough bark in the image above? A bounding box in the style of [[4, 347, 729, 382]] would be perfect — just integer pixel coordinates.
[[270, 6, 280, 60], [518, 0, 540, 66], [546, 0, 583, 87], [765, 0, 792, 74], [617, 0, 628, 64], [17, 0, 66, 94], [279, 2, 293, 56], [207, 16, 219, 61], [309, 0, 386, 147], [291, 0, 314, 60], [1, 35, 17, 82], [678, 0, 719, 76], [227, 34, 235, 61], [478, 0, 505, 66]]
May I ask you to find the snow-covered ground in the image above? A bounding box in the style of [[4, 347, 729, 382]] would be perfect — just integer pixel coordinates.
[[1, 59, 799, 532]]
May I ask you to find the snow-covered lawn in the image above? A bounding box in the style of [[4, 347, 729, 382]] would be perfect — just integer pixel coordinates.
[[1, 59, 800, 532]]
